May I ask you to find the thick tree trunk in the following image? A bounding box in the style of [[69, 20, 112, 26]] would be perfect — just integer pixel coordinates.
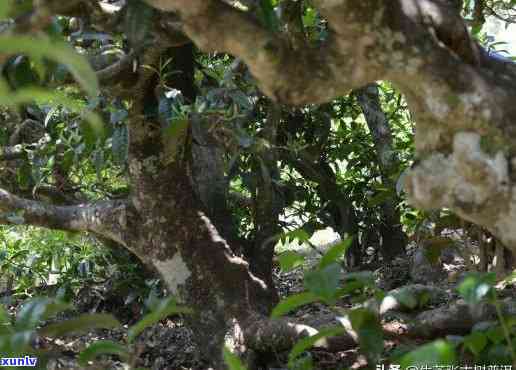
[[120, 44, 279, 366], [0, 40, 284, 367], [125, 143, 274, 363]]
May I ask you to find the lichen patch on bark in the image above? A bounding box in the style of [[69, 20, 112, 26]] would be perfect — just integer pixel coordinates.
[[153, 252, 192, 297]]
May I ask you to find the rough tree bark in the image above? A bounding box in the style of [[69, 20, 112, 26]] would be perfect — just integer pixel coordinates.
[[117, 44, 282, 365], [144, 0, 516, 254]]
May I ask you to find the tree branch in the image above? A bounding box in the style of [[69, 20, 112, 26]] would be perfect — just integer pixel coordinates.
[[144, 0, 516, 252], [0, 188, 128, 245], [145, 0, 376, 105]]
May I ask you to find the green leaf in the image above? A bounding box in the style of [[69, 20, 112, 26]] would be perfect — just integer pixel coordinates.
[[349, 308, 383, 363], [0, 36, 98, 96], [271, 292, 319, 318], [0, 88, 103, 135], [304, 263, 341, 304], [15, 298, 66, 330], [418, 291, 431, 308], [6, 0, 32, 18], [257, 0, 279, 32], [335, 281, 369, 298], [445, 335, 465, 348], [80, 117, 107, 149], [4, 55, 39, 89], [281, 228, 310, 244], [340, 271, 375, 288], [471, 24, 483, 37], [487, 325, 505, 345], [61, 149, 74, 172], [400, 340, 456, 368], [277, 251, 305, 272], [302, 8, 317, 28], [78, 340, 130, 366], [318, 237, 352, 269], [487, 343, 512, 364], [457, 272, 496, 305], [288, 327, 344, 365], [289, 355, 313, 370], [0, 306, 12, 335], [367, 188, 394, 207], [40, 301, 73, 320], [464, 331, 487, 356], [223, 347, 247, 370], [127, 297, 192, 343], [39, 314, 120, 337], [505, 316, 516, 328], [0, 86, 75, 107]]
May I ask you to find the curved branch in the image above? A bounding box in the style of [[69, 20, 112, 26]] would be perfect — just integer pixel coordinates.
[[145, 0, 377, 105], [0, 188, 128, 245], [144, 0, 516, 252]]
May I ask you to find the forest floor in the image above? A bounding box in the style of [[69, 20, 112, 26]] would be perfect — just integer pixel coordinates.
[[2, 231, 516, 370]]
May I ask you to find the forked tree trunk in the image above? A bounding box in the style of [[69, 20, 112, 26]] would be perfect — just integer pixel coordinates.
[[0, 42, 293, 368], [120, 45, 279, 366], [125, 137, 275, 363]]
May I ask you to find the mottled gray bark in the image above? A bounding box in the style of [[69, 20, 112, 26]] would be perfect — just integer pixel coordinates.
[[0, 188, 128, 245], [114, 44, 279, 366]]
